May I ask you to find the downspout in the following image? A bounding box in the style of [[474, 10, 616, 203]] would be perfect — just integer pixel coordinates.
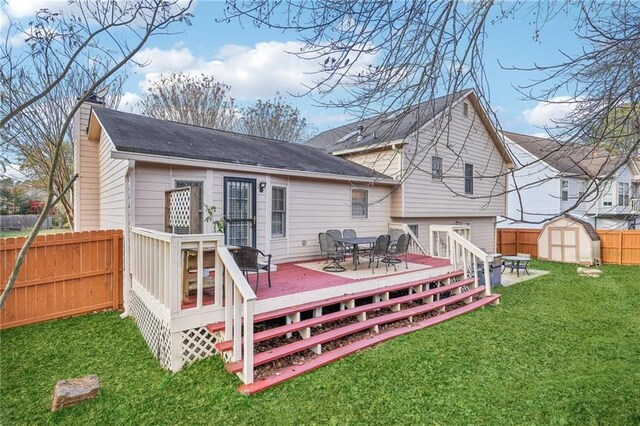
[[120, 159, 136, 319]]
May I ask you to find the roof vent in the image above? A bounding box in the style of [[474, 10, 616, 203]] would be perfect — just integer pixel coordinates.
[[382, 113, 398, 123], [357, 125, 364, 141]]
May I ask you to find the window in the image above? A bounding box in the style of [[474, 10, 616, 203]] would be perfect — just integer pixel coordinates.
[[463, 102, 469, 117], [408, 224, 419, 237], [561, 179, 569, 202], [351, 189, 368, 218], [175, 180, 203, 234], [432, 156, 443, 181], [271, 187, 286, 237], [578, 180, 587, 199], [618, 182, 630, 207], [603, 184, 613, 207], [464, 163, 474, 194]]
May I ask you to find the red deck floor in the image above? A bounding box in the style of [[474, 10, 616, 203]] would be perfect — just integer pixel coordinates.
[[182, 254, 450, 309]]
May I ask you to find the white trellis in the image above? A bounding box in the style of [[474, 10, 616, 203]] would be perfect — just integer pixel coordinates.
[[165, 187, 198, 234]]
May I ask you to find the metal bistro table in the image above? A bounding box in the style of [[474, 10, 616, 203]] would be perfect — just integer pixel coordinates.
[[502, 255, 531, 277], [337, 236, 377, 271]]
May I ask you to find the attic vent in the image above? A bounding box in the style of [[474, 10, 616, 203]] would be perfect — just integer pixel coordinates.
[[337, 129, 361, 144]]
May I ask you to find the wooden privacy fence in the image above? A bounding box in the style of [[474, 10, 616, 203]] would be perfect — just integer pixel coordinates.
[[0, 230, 123, 329], [497, 228, 640, 265]]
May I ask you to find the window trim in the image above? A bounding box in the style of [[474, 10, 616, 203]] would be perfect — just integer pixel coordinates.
[[351, 188, 369, 218], [271, 186, 287, 238], [463, 102, 469, 117], [432, 156, 443, 181], [464, 163, 474, 195], [603, 183, 613, 207], [561, 179, 569, 202], [618, 182, 630, 207]]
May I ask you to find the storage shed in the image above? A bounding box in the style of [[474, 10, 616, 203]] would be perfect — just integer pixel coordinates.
[[538, 215, 601, 265]]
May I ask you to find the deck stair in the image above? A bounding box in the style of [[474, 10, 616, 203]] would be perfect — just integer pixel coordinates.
[[207, 270, 499, 394]]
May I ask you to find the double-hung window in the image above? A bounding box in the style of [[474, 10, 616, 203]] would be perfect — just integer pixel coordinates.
[[464, 163, 474, 194], [618, 182, 630, 207], [351, 189, 368, 218], [561, 179, 569, 202], [603, 184, 613, 207], [271, 187, 286, 237], [432, 156, 443, 181]]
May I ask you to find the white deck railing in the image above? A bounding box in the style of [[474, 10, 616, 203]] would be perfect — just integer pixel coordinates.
[[388, 222, 428, 256], [216, 247, 257, 384], [429, 225, 492, 296]]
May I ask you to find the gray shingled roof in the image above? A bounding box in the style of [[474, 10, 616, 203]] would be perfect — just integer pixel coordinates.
[[92, 108, 392, 180], [306, 89, 473, 152], [503, 130, 625, 178]]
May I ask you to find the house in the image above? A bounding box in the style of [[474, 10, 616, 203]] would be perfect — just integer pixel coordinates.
[[499, 131, 640, 230], [72, 89, 510, 392]]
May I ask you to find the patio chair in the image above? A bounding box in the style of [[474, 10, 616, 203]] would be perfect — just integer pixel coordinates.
[[343, 229, 357, 239], [318, 233, 346, 272], [232, 246, 272, 293], [327, 229, 351, 253], [368, 234, 391, 274], [388, 229, 404, 249], [382, 233, 410, 271]]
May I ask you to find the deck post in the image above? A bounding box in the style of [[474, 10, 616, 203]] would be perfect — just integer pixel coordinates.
[[232, 286, 242, 362], [243, 299, 254, 384], [214, 247, 223, 308], [483, 258, 492, 297], [224, 269, 233, 339], [169, 236, 181, 316]]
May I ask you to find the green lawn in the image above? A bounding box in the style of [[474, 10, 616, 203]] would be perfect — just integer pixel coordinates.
[[0, 228, 70, 238], [2, 261, 639, 425]]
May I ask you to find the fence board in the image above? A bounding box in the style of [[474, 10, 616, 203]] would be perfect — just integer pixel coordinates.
[[497, 228, 640, 265], [0, 230, 123, 329]]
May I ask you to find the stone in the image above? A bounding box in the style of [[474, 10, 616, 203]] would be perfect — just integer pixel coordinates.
[[51, 375, 100, 411], [577, 267, 603, 277]]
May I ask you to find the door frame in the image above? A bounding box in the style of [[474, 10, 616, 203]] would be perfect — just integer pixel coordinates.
[[223, 177, 257, 247]]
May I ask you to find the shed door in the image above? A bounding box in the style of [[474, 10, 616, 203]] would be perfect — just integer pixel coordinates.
[[548, 227, 579, 262]]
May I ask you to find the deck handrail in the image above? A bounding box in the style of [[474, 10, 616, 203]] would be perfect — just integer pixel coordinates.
[[215, 246, 256, 385], [429, 225, 492, 296], [388, 222, 428, 255]]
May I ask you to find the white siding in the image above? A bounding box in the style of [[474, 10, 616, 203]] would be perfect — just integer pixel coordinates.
[[97, 130, 127, 229], [499, 141, 560, 228], [401, 98, 508, 218], [393, 216, 498, 253]]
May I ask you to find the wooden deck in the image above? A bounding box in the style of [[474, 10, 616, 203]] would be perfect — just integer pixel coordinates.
[[182, 254, 451, 309]]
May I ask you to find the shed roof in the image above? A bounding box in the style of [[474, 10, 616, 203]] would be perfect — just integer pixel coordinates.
[[91, 108, 392, 181], [542, 214, 600, 241]]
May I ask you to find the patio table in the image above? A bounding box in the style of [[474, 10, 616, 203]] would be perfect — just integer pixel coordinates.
[[502, 255, 531, 277], [337, 237, 377, 270]]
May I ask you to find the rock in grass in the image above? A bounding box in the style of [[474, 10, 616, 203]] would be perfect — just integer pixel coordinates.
[[51, 375, 100, 411], [577, 267, 603, 277]]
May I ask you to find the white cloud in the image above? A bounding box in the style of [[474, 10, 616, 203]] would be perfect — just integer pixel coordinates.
[[134, 41, 331, 100], [3, 163, 26, 181], [522, 96, 576, 127], [3, 0, 72, 18], [118, 92, 142, 113]]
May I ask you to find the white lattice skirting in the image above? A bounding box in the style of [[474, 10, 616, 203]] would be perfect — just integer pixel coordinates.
[[129, 292, 173, 370], [130, 292, 221, 371]]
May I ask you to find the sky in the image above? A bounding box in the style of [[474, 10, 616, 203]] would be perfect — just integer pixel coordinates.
[[1, 1, 588, 179]]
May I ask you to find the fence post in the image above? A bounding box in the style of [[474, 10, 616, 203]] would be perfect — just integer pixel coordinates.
[[112, 232, 121, 309], [618, 231, 623, 265]]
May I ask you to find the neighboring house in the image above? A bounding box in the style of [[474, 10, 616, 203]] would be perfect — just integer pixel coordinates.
[[73, 89, 512, 261], [499, 131, 640, 230]]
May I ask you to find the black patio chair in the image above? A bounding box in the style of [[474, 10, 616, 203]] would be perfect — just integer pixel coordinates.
[[327, 229, 350, 253], [232, 246, 272, 293], [382, 233, 410, 271], [368, 234, 391, 274], [343, 229, 357, 239], [318, 233, 346, 272], [388, 228, 404, 250]]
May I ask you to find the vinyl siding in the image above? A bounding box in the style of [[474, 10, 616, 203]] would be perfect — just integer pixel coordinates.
[[73, 102, 100, 231], [393, 216, 498, 253], [499, 140, 561, 228], [97, 130, 127, 229], [401, 99, 508, 218]]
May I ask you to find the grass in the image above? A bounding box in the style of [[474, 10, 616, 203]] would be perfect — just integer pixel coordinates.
[[0, 228, 70, 238], [1, 260, 639, 425]]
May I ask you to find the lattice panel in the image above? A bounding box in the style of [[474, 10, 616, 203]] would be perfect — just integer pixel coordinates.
[[130, 292, 172, 370], [168, 188, 191, 228], [180, 326, 218, 366]]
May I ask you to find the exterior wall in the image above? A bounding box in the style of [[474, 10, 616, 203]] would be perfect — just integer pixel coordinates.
[[401, 98, 508, 218], [73, 101, 102, 231], [97, 130, 128, 229], [499, 141, 561, 228], [392, 216, 498, 253], [133, 162, 395, 263]]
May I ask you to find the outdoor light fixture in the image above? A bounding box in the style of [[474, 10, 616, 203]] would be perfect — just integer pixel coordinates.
[[259, 182, 267, 193]]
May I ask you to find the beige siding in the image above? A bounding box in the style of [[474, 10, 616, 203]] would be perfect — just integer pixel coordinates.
[[402, 98, 508, 217], [133, 163, 395, 263], [98, 130, 127, 229], [73, 103, 100, 231], [393, 216, 498, 253]]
